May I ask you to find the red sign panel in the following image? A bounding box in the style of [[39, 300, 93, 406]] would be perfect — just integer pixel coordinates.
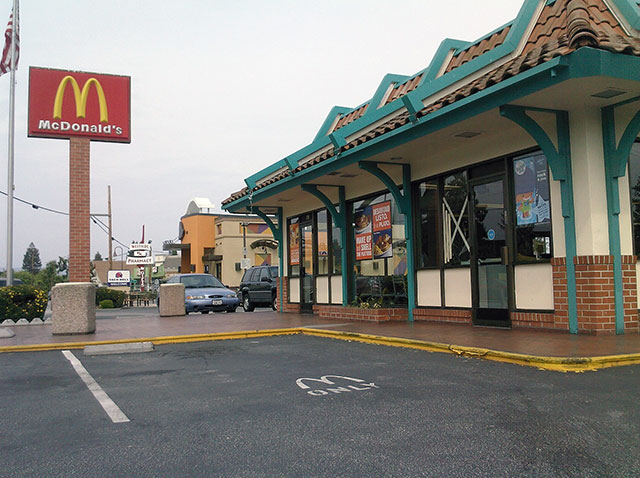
[[28, 67, 131, 143]]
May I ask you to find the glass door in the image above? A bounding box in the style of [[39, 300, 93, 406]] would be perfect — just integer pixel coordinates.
[[300, 222, 314, 312], [471, 177, 511, 327]]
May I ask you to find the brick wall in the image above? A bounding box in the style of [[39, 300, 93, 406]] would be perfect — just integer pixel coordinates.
[[546, 255, 638, 334], [413, 308, 472, 324], [69, 137, 91, 283], [317, 305, 408, 322], [278, 277, 300, 313]]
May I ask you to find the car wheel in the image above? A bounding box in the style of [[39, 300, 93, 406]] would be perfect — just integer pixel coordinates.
[[271, 295, 277, 311], [242, 294, 255, 312], [227, 307, 237, 313]]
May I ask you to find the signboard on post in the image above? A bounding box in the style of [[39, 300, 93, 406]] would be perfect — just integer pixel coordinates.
[[107, 270, 131, 286], [126, 243, 153, 265], [28, 67, 131, 143]]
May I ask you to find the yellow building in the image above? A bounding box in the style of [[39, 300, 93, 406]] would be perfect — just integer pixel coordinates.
[[165, 198, 278, 287]]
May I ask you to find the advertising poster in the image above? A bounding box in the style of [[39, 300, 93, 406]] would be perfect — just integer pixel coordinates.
[[318, 231, 328, 257], [354, 206, 372, 260], [289, 223, 300, 265], [514, 156, 551, 226], [372, 201, 393, 259]]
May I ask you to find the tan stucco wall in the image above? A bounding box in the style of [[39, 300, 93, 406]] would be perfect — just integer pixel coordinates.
[[514, 263, 554, 310], [316, 276, 329, 304], [331, 275, 343, 304], [444, 268, 471, 308], [417, 269, 441, 307]]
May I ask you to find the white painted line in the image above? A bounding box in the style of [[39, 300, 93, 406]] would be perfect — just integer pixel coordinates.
[[61, 350, 130, 424]]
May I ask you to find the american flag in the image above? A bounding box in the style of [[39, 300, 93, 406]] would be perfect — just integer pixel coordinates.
[[0, 2, 19, 76]]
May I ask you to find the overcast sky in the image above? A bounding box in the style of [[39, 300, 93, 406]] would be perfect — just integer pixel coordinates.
[[0, 0, 522, 268]]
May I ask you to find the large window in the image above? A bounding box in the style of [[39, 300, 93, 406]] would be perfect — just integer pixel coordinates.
[[331, 216, 342, 274], [317, 210, 329, 275], [288, 217, 300, 277], [629, 143, 640, 253], [351, 192, 407, 306], [417, 181, 438, 268], [512, 152, 552, 262], [415, 151, 553, 271], [443, 171, 470, 266]]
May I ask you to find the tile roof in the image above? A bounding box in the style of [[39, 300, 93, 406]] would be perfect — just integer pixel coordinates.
[[383, 74, 424, 107], [223, 0, 640, 207], [329, 103, 369, 134]]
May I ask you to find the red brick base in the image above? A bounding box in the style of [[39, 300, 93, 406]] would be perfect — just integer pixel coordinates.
[[548, 255, 638, 335], [317, 305, 408, 322], [413, 308, 472, 324]]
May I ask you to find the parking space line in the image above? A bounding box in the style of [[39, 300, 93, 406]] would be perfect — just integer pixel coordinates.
[[61, 350, 130, 424]]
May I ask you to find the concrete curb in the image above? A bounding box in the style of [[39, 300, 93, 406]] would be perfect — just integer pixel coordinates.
[[1, 326, 639, 372]]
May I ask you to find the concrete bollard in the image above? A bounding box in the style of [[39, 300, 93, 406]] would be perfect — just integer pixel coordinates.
[[51, 283, 96, 335], [159, 283, 185, 317]]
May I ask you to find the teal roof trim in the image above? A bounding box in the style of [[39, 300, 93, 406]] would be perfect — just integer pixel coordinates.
[[313, 106, 352, 142], [611, 0, 640, 31], [245, 159, 290, 189]]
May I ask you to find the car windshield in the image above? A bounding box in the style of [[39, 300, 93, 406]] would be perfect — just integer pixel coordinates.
[[181, 275, 224, 289]]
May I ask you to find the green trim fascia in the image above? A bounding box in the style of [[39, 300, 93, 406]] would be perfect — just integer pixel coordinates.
[[300, 184, 349, 305], [611, 0, 640, 31], [251, 206, 284, 311], [500, 105, 578, 334], [601, 101, 640, 335], [369, 74, 410, 110], [223, 48, 640, 214], [358, 161, 415, 322], [417, 39, 471, 85], [313, 106, 352, 143], [245, 159, 291, 190]]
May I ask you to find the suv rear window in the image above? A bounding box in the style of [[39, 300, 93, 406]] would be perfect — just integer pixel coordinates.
[[269, 266, 278, 278]]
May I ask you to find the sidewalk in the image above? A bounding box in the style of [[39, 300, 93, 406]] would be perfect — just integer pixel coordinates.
[[2, 307, 640, 368]]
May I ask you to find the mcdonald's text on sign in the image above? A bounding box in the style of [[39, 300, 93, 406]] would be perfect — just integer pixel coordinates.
[[28, 67, 131, 143]]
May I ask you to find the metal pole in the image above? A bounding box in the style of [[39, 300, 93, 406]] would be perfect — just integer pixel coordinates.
[[107, 185, 112, 270], [5, 0, 17, 285]]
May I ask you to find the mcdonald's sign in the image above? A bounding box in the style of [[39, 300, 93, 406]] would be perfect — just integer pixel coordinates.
[[28, 67, 131, 143]]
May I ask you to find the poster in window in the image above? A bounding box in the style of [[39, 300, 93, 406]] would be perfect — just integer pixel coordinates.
[[355, 206, 372, 260], [289, 223, 300, 265], [372, 201, 393, 259], [514, 155, 551, 226]]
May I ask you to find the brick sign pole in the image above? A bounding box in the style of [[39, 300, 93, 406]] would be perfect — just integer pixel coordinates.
[[69, 137, 91, 281], [28, 68, 131, 282]]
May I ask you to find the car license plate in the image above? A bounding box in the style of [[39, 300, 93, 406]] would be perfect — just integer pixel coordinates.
[[211, 299, 223, 306]]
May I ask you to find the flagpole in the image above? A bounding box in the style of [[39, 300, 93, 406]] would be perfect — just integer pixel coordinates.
[[5, 0, 16, 285]]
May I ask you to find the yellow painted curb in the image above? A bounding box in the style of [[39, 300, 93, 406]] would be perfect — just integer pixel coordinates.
[[3, 326, 640, 372], [0, 328, 300, 353], [299, 328, 640, 372]]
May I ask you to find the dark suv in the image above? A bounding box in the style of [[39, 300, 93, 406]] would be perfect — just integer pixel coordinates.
[[238, 265, 278, 312]]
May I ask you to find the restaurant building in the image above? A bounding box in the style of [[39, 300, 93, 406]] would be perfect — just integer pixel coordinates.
[[222, 0, 640, 334]]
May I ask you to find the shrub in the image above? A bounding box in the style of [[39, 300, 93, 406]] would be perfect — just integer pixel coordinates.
[[95, 288, 127, 308], [0, 285, 47, 321], [99, 299, 114, 309]]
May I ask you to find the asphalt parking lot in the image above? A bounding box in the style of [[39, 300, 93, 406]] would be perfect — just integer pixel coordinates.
[[1, 335, 639, 477]]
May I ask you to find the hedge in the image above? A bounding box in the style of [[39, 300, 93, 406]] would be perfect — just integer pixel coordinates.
[[0, 285, 47, 321], [99, 299, 115, 309], [95, 288, 127, 308]]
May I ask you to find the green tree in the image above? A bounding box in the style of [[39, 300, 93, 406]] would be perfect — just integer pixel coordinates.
[[34, 261, 65, 293], [94, 251, 103, 261], [22, 242, 42, 274], [56, 257, 68, 277]]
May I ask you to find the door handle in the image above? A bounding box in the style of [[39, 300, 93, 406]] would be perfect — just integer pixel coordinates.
[[500, 246, 509, 266]]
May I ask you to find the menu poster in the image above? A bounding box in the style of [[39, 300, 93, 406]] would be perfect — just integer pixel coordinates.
[[354, 206, 372, 260], [372, 201, 393, 259], [318, 231, 329, 257], [514, 156, 550, 226], [289, 223, 300, 265]]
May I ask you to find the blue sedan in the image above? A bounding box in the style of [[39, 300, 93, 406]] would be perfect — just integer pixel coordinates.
[[164, 273, 239, 314]]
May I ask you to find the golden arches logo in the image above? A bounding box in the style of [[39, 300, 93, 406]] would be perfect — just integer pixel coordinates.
[[52, 76, 109, 123]]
